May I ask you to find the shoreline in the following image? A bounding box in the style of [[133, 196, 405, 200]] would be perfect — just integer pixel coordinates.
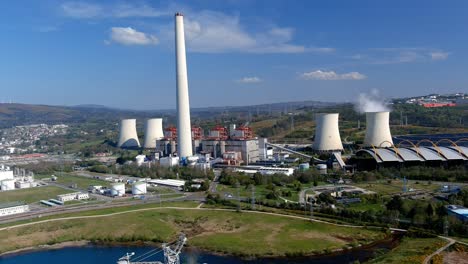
[[0, 233, 403, 260]]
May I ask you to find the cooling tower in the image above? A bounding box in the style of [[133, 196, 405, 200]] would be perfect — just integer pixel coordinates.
[[143, 118, 164, 149], [175, 13, 193, 158], [117, 119, 140, 148], [363, 111, 393, 147], [312, 113, 343, 152]]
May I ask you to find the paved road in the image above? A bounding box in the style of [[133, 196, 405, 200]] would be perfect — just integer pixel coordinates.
[[423, 236, 456, 264]]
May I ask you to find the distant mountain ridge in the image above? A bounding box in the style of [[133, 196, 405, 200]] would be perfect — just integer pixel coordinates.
[[0, 100, 339, 128]]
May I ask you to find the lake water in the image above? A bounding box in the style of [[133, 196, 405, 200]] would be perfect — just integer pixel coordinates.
[[0, 240, 398, 264]]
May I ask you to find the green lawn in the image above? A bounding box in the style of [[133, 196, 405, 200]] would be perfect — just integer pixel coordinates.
[[369, 237, 446, 264], [346, 202, 385, 212], [0, 207, 385, 257], [55, 173, 110, 190], [353, 180, 440, 195], [0, 186, 72, 204], [218, 184, 302, 202]]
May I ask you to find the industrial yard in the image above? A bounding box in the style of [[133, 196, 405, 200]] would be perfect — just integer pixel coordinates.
[[0, 3, 467, 263]]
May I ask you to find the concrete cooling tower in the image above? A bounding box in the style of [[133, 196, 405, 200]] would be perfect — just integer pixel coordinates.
[[143, 118, 164, 149], [363, 111, 393, 147], [312, 113, 344, 152], [117, 119, 140, 148], [175, 13, 193, 158]]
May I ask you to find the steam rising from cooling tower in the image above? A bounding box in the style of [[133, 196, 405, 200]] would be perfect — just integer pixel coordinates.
[[363, 111, 393, 147], [117, 119, 140, 148], [175, 13, 193, 158], [355, 90, 390, 113], [312, 113, 343, 152], [143, 118, 164, 149]]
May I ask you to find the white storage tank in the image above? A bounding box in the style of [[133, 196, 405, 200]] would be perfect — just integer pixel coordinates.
[[111, 183, 126, 197], [299, 163, 310, 171], [132, 182, 147, 195], [1, 179, 15, 190], [316, 164, 327, 174]]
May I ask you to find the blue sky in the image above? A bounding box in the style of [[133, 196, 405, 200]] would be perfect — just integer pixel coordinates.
[[0, 0, 466, 109]]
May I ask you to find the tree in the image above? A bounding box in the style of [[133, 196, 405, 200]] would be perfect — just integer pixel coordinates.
[[386, 196, 403, 212]]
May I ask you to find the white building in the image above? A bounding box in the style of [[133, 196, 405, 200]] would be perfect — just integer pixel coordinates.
[[0, 168, 14, 181], [57, 192, 89, 202], [148, 179, 185, 189], [234, 166, 295, 176], [0, 202, 29, 217]]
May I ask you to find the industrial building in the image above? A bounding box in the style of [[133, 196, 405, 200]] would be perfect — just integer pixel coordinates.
[[57, 192, 89, 202], [0, 202, 29, 217], [148, 179, 185, 190], [117, 119, 140, 148], [446, 205, 468, 222], [143, 118, 164, 149], [355, 145, 467, 168], [0, 165, 14, 181], [312, 113, 343, 153]]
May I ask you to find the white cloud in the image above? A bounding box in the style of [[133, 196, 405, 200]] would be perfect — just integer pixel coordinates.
[[430, 51, 449, 61], [301, 70, 367, 80], [61, 3, 333, 54], [365, 48, 450, 64], [109, 27, 158, 46], [174, 11, 333, 54], [237, 77, 262, 83], [61, 2, 102, 18]]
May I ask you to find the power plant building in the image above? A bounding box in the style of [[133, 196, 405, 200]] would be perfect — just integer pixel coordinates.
[[175, 13, 193, 158], [143, 118, 164, 149], [0, 202, 29, 217], [363, 111, 393, 147], [118, 119, 140, 148], [312, 113, 343, 152]]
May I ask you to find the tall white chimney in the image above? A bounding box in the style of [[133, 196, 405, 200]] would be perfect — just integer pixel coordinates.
[[175, 13, 193, 158], [363, 111, 393, 147]]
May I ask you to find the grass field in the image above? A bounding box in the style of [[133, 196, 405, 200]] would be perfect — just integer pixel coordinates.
[[0, 206, 385, 257], [55, 174, 110, 190], [0, 186, 72, 204], [346, 202, 385, 212], [218, 184, 303, 202], [353, 180, 440, 195], [369, 237, 446, 264]]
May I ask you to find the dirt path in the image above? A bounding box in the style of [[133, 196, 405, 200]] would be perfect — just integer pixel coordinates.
[[423, 236, 456, 264]]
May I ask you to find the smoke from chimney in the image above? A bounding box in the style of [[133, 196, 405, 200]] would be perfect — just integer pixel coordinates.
[[354, 89, 391, 113]]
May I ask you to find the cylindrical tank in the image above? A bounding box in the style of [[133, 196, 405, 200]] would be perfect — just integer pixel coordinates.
[[175, 13, 193, 158], [299, 163, 310, 171], [132, 182, 147, 195], [117, 119, 140, 148], [111, 183, 126, 197], [1, 179, 15, 191], [143, 118, 164, 149], [363, 111, 393, 147], [312, 113, 343, 152], [316, 164, 327, 174]]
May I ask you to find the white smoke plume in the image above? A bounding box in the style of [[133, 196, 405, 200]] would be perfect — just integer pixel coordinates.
[[355, 90, 391, 113]]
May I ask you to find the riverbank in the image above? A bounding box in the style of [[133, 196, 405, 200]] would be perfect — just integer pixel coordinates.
[[0, 233, 404, 263], [0, 206, 386, 258]]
